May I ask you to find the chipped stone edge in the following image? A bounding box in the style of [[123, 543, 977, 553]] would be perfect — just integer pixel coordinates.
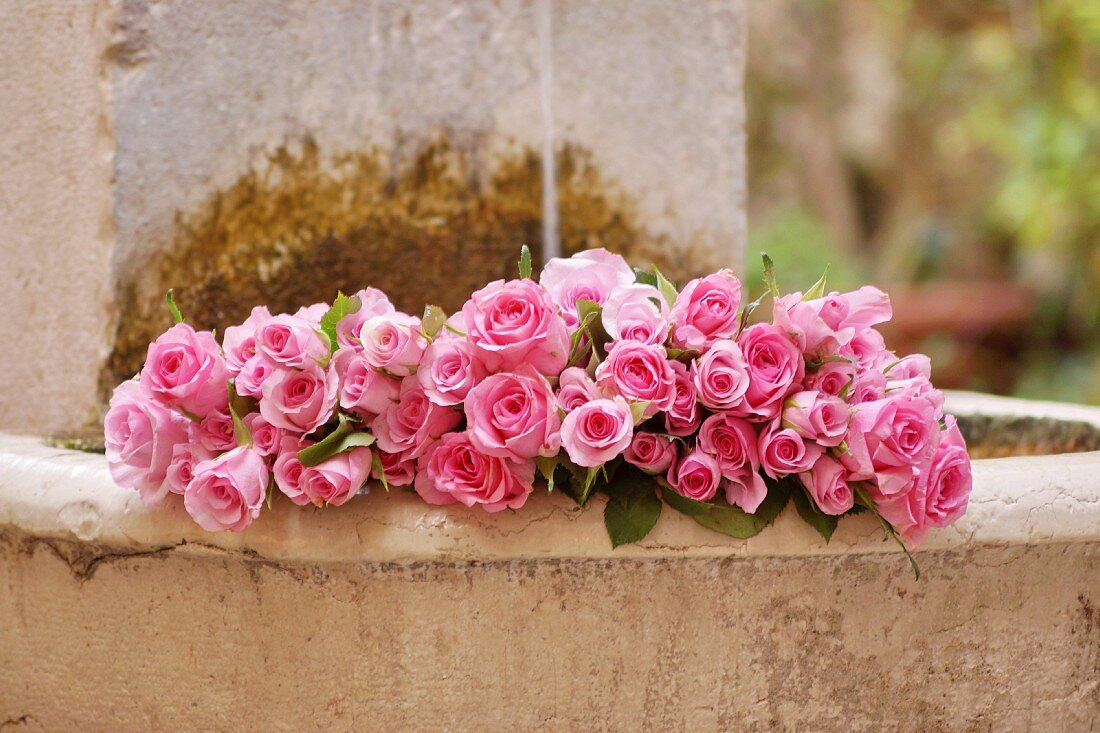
[[1, 392, 1099, 568]]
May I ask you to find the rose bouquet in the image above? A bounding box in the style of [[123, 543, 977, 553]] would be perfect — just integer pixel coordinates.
[[105, 246, 972, 575]]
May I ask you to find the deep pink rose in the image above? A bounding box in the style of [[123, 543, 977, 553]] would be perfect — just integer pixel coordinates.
[[669, 269, 742, 351], [336, 287, 396, 349], [104, 379, 190, 505], [842, 394, 941, 496], [165, 442, 213, 496], [298, 446, 372, 507], [417, 337, 489, 406], [691, 341, 750, 410], [358, 312, 427, 374], [697, 412, 767, 511], [624, 432, 677, 474], [557, 367, 601, 412], [539, 248, 635, 326], [234, 355, 278, 398], [243, 412, 285, 456], [371, 378, 461, 457], [602, 284, 670, 345], [335, 348, 401, 417], [222, 305, 272, 373], [414, 432, 535, 512], [667, 448, 721, 502], [799, 455, 854, 515], [595, 341, 676, 416], [196, 407, 236, 452], [255, 314, 329, 368], [465, 368, 561, 461], [140, 323, 229, 416], [372, 448, 417, 488], [733, 323, 804, 421], [803, 360, 856, 397], [259, 362, 339, 434], [461, 279, 571, 374], [559, 396, 634, 467], [722, 471, 769, 515], [183, 447, 269, 532], [665, 360, 700, 436], [782, 390, 849, 447], [758, 421, 823, 479]]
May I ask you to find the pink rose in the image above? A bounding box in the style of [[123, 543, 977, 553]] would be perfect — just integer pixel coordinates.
[[557, 367, 601, 412], [799, 455, 854, 515], [624, 432, 677, 474], [601, 284, 670, 345], [850, 369, 887, 404], [461, 279, 571, 374], [243, 413, 285, 456], [691, 341, 750, 410], [595, 341, 676, 416], [414, 432, 535, 512], [294, 302, 329, 325], [539, 248, 635, 325], [773, 287, 891, 359], [255, 314, 329, 368], [559, 396, 634, 467], [758, 421, 823, 479], [222, 305, 272, 373], [841, 328, 889, 369], [183, 447, 269, 532], [665, 360, 700, 436], [733, 324, 804, 421], [417, 337, 489, 406], [140, 323, 229, 416], [298, 447, 372, 507], [234, 355, 278, 398], [666, 448, 721, 502], [782, 390, 849, 447], [259, 362, 339, 434], [165, 442, 213, 496], [465, 368, 562, 461], [335, 348, 401, 417], [196, 407, 236, 452], [842, 394, 941, 496], [803, 360, 856, 397], [358, 312, 427, 374], [669, 269, 742, 351], [336, 287, 396, 349], [372, 378, 461, 457], [273, 442, 311, 506], [697, 412, 767, 512], [372, 448, 417, 488], [104, 379, 190, 505]]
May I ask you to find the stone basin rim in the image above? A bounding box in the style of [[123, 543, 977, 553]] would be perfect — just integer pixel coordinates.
[[1, 391, 1098, 567]]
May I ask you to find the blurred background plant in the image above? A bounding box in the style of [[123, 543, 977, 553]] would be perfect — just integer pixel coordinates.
[[746, 0, 1099, 402]]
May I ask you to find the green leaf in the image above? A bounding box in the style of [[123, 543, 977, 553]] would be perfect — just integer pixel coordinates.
[[804, 265, 830, 300], [791, 486, 839, 542], [578, 466, 603, 505], [568, 303, 601, 363], [298, 413, 375, 467], [421, 304, 447, 339], [660, 479, 790, 539], [226, 381, 252, 448], [628, 401, 650, 424], [519, 244, 533, 279], [603, 469, 663, 548], [573, 298, 611, 361], [653, 267, 679, 306], [265, 478, 275, 510], [737, 290, 768, 335], [761, 252, 780, 297], [854, 485, 921, 581], [535, 455, 559, 492], [319, 293, 362, 353], [165, 289, 185, 324], [633, 268, 658, 287], [371, 452, 391, 492], [666, 347, 698, 361]]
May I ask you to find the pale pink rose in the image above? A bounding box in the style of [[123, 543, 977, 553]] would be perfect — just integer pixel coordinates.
[[799, 455, 854, 515], [885, 353, 932, 381], [273, 442, 311, 506], [803, 360, 857, 397], [336, 287, 397, 349], [841, 328, 889, 369], [183, 447, 269, 532], [165, 442, 213, 496], [666, 448, 721, 502], [414, 432, 535, 512], [298, 446, 372, 507], [371, 378, 461, 457], [294, 302, 329, 325], [140, 323, 229, 416], [758, 421, 823, 479], [462, 278, 571, 374], [259, 362, 339, 434], [624, 432, 677, 474], [243, 413, 285, 456], [602, 284, 670, 345], [196, 407, 236, 452], [665, 360, 700, 436], [691, 341, 750, 410], [669, 269, 742, 351], [358, 312, 427, 374], [595, 341, 676, 416], [465, 368, 562, 461], [556, 367, 601, 412], [222, 305, 272, 373], [559, 396, 634, 467], [850, 369, 887, 404], [539, 248, 635, 325], [417, 337, 489, 406], [782, 390, 849, 447], [234, 355, 278, 398], [334, 348, 401, 417], [842, 394, 941, 496], [819, 286, 892, 331], [104, 379, 190, 505], [733, 323, 804, 421], [372, 448, 417, 488], [255, 314, 330, 367], [773, 287, 891, 359]]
